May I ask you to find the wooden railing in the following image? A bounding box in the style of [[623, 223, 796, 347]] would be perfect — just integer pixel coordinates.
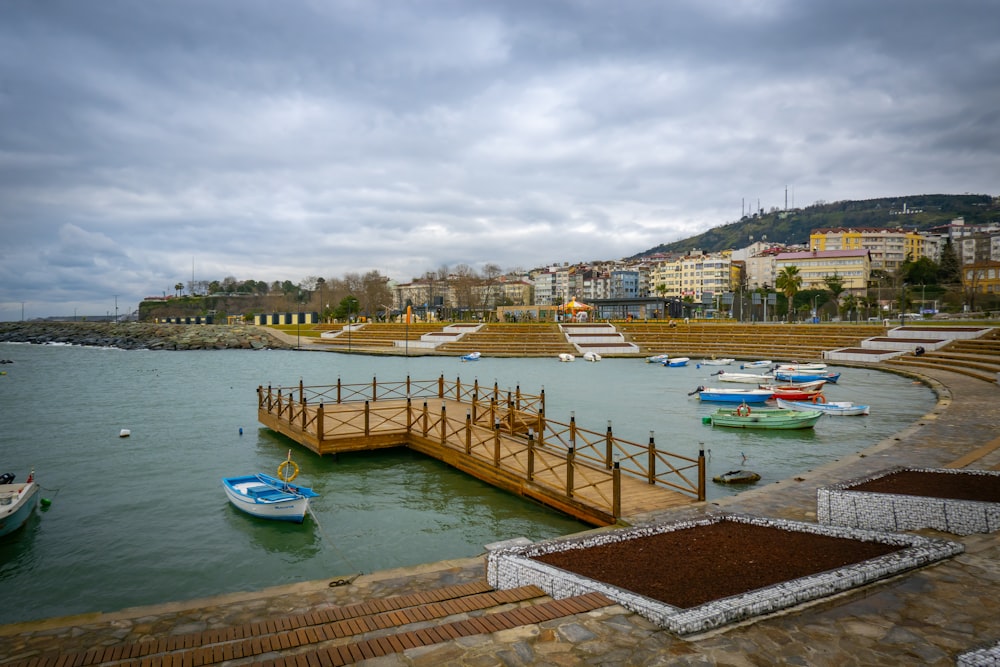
[[258, 377, 704, 511]]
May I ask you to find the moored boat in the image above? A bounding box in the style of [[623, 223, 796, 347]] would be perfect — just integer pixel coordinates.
[[773, 370, 841, 384], [699, 358, 735, 366], [665, 357, 690, 367], [714, 370, 773, 383], [583, 351, 602, 362], [759, 382, 826, 401], [776, 397, 871, 416], [0, 470, 39, 538], [708, 404, 822, 429], [460, 352, 481, 361], [558, 353, 575, 362], [646, 354, 669, 364], [712, 469, 762, 484], [222, 454, 318, 523], [774, 362, 828, 372], [741, 360, 772, 368], [690, 386, 774, 403]]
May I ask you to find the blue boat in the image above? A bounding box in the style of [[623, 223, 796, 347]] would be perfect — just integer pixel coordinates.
[[461, 352, 481, 362], [222, 457, 319, 523], [0, 470, 40, 538], [773, 370, 841, 384], [664, 357, 690, 367], [691, 386, 774, 403]]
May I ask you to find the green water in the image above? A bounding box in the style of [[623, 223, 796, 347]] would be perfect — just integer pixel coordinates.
[[0, 343, 934, 625]]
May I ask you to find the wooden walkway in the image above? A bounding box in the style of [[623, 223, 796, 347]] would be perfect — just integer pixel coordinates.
[[258, 377, 704, 526]]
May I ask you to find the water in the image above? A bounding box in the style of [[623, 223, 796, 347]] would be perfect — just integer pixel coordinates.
[[0, 343, 934, 625]]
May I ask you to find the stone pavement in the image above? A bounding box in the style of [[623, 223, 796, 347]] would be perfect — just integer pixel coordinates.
[[1, 367, 999, 666]]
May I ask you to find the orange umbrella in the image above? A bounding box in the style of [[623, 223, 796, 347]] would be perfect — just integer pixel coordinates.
[[560, 299, 593, 313]]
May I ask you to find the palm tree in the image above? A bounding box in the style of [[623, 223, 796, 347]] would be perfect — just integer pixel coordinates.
[[775, 266, 802, 322]]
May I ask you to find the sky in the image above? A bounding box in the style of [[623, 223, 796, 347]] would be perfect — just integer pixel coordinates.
[[2, 1, 999, 320]]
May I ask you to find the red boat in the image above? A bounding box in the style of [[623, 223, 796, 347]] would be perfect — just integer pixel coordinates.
[[759, 381, 826, 401]]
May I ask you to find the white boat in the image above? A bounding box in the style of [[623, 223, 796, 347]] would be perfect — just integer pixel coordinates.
[[692, 387, 774, 403], [460, 352, 481, 362], [646, 354, 669, 364], [776, 397, 871, 416], [222, 456, 318, 523], [558, 353, 575, 362], [741, 360, 772, 368], [699, 358, 735, 366], [583, 351, 602, 362], [0, 470, 39, 538], [665, 357, 689, 367], [774, 362, 827, 372], [713, 370, 773, 383]]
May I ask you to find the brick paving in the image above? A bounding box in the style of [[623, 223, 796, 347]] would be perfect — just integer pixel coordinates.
[[1, 366, 998, 666]]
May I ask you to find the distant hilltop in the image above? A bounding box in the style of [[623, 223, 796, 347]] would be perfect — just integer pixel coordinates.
[[635, 193, 998, 257]]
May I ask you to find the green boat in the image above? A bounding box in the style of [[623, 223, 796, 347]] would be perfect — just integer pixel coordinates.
[[708, 404, 822, 429]]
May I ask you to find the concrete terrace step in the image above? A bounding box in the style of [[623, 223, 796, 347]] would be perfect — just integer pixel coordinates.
[[7, 583, 614, 667]]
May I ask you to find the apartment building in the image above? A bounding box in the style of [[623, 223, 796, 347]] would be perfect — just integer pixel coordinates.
[[773, 249, 871, 294], [809, 227, 930, 274]]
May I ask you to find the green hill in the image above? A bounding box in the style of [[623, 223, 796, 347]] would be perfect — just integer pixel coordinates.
[[635, 193, 998, 257]]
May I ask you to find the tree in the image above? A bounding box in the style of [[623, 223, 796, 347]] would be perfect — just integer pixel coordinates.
[[938, 240, 961, 284], [775, 266, 802, 322], [174, 282, 184, 297]]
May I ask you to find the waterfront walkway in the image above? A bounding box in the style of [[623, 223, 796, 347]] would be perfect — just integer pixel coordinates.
[[2, 367, 999, 666]]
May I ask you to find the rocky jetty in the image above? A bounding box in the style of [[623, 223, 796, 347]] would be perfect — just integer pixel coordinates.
[[0, 321, 292, 351]]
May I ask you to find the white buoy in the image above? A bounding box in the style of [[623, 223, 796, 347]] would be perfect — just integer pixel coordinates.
[[119, 429, 131, 438]]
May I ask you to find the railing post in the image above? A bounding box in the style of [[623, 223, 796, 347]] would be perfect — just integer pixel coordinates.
[[277, 389, 284, 419], [698, 447, 706, 501], [406, 375, 411, 396], [493, 417, 501, 466], [647, 431, 656, 484], [527, 429, 535, 481], [337, 377, 342, 404], [266, 385, 273, 411], [364, 400, 370, 436], [440, 402, 447, 445], [317, 403, 324, 446], [406, 397, 413, 433], [515, 384, 522, 411], [438, 374, 444, 399], [372, 376, 378, 402], [422, 401, 429, 436], [472, 392, 478, 423], [473, 379, 479, 401], [507, 393, 514, 434], [299, 379, 304, 404], [489, 397, 496, 430], [465, 410, 472, 455], [301, 394, 308, 430], [540, 387, 545, 415], [493, 381, 499, 403], [566, 446, 575, 498], [613, 461, 621, 519], [455, 376, 461, 401], [537, 409, 546, 447], [606, 420, 615, 470], [570, 411, 577, 451]]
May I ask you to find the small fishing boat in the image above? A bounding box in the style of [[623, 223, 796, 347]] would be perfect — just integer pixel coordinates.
[[460, 352, 481, 362], [222, 454, 318, 523], [759, 382, 826, 401], [646, 354, 669, 363], [741, 360, 772, 368], [665, 357, 690, 367], [774, 362, 828, 372], [558, 353, 575, 362], [690, 386, 774, 403], [714, 370, 773, 383], [773, 370, 841, 384], [708, 404, 822, 429], [776, 397, 871, 416], [699, 358, 735, 366], [712, 469, 761, 484], [0, 470, 39, 538], [583, 351, 602, 362]]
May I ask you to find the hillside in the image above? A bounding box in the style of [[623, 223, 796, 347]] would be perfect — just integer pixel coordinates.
[[634, 193, 998, 257]]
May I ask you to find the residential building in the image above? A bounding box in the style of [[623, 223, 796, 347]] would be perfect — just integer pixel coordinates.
[[773, 249, 871, 294]]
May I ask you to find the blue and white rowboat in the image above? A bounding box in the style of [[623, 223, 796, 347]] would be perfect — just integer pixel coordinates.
[[222, 473, 319, 523]]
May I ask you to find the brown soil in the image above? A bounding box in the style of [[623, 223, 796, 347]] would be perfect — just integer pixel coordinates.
[[846, 470, 1000, 503], [532, 521, 901, 609]]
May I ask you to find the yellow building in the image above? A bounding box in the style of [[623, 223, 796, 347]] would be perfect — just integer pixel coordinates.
[[773, 249, 871, 293], [963, 261, 1000, 297], [809, 227, 930, 274]]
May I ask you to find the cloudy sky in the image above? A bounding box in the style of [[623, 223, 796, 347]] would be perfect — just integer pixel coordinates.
[[2, 1, 998, 320]]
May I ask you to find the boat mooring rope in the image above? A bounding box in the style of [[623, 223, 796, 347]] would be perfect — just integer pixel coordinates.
[[306, 506, 363, 587]]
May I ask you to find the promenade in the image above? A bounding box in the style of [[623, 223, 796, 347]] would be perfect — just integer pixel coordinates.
[[2, 365, 999, 666]]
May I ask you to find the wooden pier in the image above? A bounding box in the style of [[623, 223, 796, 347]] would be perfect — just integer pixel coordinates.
[[258, 376, 705, 526]]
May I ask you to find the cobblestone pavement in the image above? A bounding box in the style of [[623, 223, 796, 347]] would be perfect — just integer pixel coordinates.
[[1, 367, 999, 666]]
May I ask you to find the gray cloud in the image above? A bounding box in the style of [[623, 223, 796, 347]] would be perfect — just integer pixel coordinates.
[[1, 0, 998, 318]]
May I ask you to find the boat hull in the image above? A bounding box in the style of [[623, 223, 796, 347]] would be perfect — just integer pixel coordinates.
[[776, 398, 870, 416], [710, 409, 822, 429], [773, 371, 841, 384], [222, 474, 317, 523], [715, 372, 773, 383], [697, 389, 773, 403], [0, 482, 39, 538], [666, 357, 690, 367]]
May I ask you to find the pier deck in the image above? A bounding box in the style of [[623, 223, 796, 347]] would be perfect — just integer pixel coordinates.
[[258, 377, 704, 526]]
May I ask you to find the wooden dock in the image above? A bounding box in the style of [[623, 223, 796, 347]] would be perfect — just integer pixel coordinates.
[[258, 376, 704, 526]]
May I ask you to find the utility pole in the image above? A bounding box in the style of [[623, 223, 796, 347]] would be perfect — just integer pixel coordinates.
[[114, 295, 119, 323]]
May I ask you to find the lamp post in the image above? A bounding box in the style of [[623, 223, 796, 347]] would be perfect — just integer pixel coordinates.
[[900, 283, 908, 326]]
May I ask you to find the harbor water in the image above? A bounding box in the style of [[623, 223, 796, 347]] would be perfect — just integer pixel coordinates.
[[0, 342, 934, 625]]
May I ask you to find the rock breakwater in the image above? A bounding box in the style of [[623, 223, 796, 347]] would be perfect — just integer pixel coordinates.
[[0, 321, 292, 351]]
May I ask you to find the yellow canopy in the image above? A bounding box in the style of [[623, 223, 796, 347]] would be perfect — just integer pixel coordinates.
[[560, 299, 592, 313]]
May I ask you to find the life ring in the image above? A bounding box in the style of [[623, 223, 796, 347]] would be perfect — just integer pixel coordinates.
[[277, 460, 299, 482], [811, 394, 827, 404], [735, 404, 751, 417]]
